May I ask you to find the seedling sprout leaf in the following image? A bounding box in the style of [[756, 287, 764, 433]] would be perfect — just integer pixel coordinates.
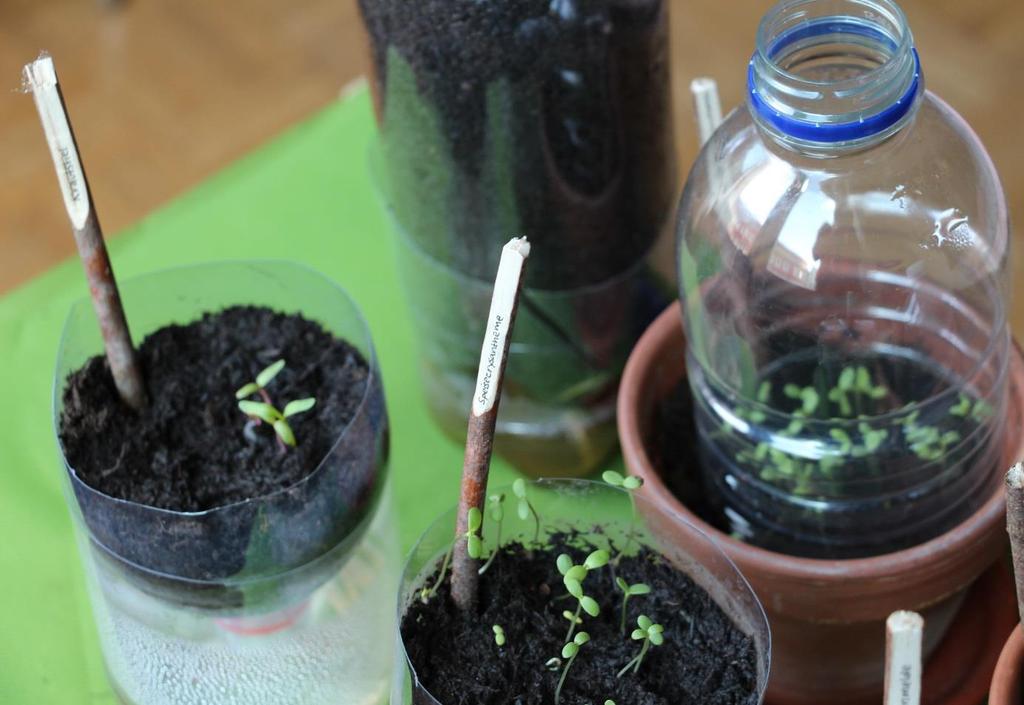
[[602, 470, 625, 486], [564, 577, 583, 599], [513, 478, 527, 498], [273, 419, 296, 447], [584, 549, 610, 569], [580, 596, 600, 617], [283, 398, 316, 417], [239, 400, 278, 423], [256, 359, 285, 388], [564, 565, 586, 581], [235, 382, 260, 399]]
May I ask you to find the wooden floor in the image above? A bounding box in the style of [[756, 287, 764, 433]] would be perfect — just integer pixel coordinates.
[[3, 0, 1023, 322]]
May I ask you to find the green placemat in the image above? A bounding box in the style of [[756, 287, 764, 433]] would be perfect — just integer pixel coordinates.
[[0, 85, 610, 703]]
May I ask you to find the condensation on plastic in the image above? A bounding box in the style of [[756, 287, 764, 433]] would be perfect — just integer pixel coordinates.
[[392, 479, 771, 704], [52, 261, 399, 705], [676, 0, 1011, 557]]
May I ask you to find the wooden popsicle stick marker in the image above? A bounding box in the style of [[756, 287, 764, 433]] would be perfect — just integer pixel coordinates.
[[1006, 463, 1024, 624], [23, 54, 147, 411], [691, 77, 723, 147], [450, 237, 530, 612], [884, 610, 923, 705]]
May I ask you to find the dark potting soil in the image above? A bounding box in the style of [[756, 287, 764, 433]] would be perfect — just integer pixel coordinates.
[[656, 351, 998, 558], [359, 0, 675, 289], [402, 539, 759, 705], [59, 306, 370, 512]]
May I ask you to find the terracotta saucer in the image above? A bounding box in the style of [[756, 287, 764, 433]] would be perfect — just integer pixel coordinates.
[[766, 562, 1016, 705]]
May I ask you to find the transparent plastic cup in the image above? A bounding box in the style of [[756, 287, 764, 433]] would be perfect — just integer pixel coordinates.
[[391, 479, 771, 704], [53, 261, 399, 705]]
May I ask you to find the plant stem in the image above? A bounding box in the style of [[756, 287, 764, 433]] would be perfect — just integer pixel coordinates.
[[451, 238, 530, 612], [616, 639, 650, 679], [632, 639, 651, 675], [617, 656, 639, 679], [529, 502, 541, 544], [615, 494, 638, 565], [620, 594, 631, 634], [565, 602, 582, 643], [421, 540, 455, 602], [24, 55, 147, 411], [1006, 463, 1024, 625], [554, 651, 578, 705], [477, 520, 502, 575]]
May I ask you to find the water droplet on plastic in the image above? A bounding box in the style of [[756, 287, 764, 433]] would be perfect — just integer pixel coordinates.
[[931, 207, 969, 248]]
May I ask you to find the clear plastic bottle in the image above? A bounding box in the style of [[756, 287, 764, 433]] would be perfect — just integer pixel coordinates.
[[358, 0, 676, 478], [675, 0, 1010, 558]]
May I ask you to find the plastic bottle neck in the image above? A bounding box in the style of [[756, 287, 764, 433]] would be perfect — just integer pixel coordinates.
[[747, 0, 923, 157]]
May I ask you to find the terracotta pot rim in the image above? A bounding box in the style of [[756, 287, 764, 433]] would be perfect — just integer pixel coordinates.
[[619, 300, 1016, 583]]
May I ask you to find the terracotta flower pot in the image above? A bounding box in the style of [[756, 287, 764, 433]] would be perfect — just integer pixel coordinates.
[[618, 301, 1024, 705], [990, 625, 1024, 705]]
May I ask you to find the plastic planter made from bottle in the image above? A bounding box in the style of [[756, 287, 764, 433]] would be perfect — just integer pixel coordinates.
[[359, 0, 677, 478], [53, 262, 398, 705], [392, 479, 771, 704], [675, 0, 1010, 559]]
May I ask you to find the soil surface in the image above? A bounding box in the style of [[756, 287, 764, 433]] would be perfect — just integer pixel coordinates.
[[59, 306, 370, 512], [403, 537, 759, 705]]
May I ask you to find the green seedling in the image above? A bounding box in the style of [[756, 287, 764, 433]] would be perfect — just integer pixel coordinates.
[[562, 610, 583, 627], [492, 624, 506, 647], [235, 359, 284, 402], [557, 549, 609, 642], [950, 393, 971, 417], [904, 422, 960, 461], [602, 470, 642, 491], [783, 383, 820, 416], [513, 479, 541, 543], [615, 577, 651, 634], [236, 359, 316, 449], [971, 400, 993, 422], [617, 615, 664, 678], [827, 365, 886, 418], [238, 398, 316, 448], [465, 507, 484, 558], [950, 393, 991, 422], [419, 508, 484, 603], [898, 404, 963, 461], [478, 494, 506, 575], [602, 471, 644, 562], [555, 631, 590, 705]]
